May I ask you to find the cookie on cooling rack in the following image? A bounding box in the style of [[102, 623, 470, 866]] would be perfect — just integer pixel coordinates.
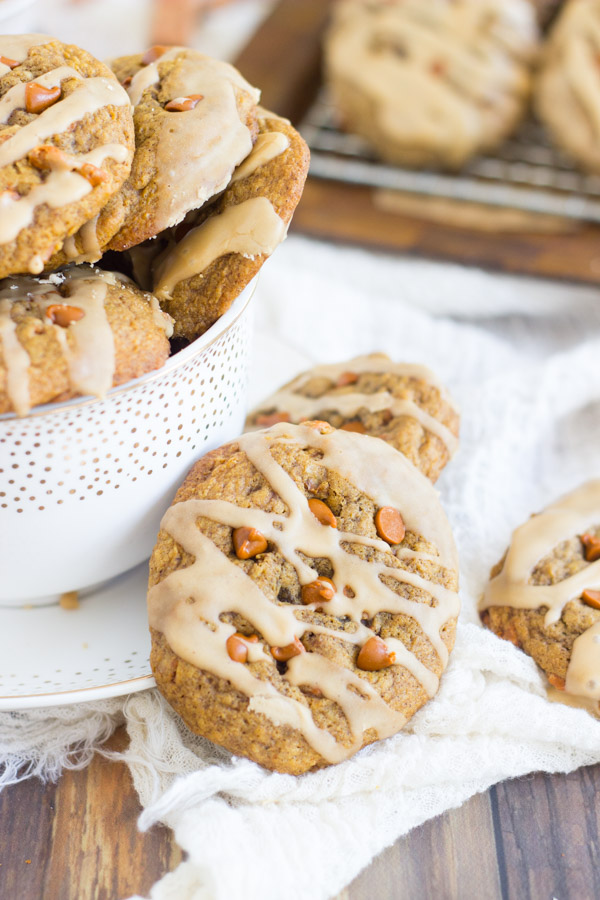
[[324, 0, 539, 170], [480, 481, 600, 712], [0, 34, 134, 279], [47, 46, 261, 268], [246, 353, 460, 483], [0, 264, 172, 416], [151, 110, 309, 341], [534, 0, 600, 173], [148, 420, 460, 774]]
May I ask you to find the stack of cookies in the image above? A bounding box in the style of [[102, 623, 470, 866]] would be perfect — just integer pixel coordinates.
[[149, 354, 462, 772], [0, 34, 309, 416]]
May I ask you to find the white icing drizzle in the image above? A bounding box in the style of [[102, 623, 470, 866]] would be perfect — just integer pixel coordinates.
[[0, 296, 31, 416], [0, 77, 128, 169], [149, 295, 173, 338], [123, 47, 261, 231], [0, 267, 120, 413], [0, 144, 129, 246], [148, 424, 459, 762], [481, 481, 600, 701], [249, 354, 459, 458], [0, 34, 52, 62], [326, 0, 537, 166], [0, 66, 80, 124], [0, 44, 130, 249], [230, 132, 289, 185], [153, 197, 286, 300], [125, 47, 182, 106]]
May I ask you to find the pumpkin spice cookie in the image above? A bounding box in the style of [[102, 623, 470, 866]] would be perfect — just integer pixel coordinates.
[[534, 0, 600, 173], [148, 421, 460, 774], [49, 46, 261, 267], [480, 481, 600, 713], [246, 354, 460, 482], [0, 264, 172, 416], [151, 110, 309, 341], [324, 0, 539, 169], [0, 34, 134, 278]]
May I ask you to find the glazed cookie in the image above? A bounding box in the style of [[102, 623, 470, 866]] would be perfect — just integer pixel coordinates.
[[151, 110, 309, 341], [534, 0, 600, 173], [148, 421, 460, 774], [49, 46, 261, 266], [324, 0, 539, 169], [0, 264, 172, 416], [246, 354, 459, 482], [480, 481, 600, 711], [0, 34, 134, 278]]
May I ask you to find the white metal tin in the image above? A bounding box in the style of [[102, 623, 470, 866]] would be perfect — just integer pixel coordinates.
[[0, 280, 255, 606]]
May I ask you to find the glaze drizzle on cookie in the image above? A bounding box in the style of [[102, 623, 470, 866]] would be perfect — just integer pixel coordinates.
[[148, 423, 459, 763], [481, 481, 600, 700], [248, 354, 460, 460], [0, 35, 131, 261]]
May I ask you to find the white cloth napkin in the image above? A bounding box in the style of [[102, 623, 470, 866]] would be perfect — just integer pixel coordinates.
[[4, 236, 600, 899]]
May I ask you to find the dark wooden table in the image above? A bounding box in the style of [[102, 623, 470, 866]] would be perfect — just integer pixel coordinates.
[[1, 723, 599, 900]]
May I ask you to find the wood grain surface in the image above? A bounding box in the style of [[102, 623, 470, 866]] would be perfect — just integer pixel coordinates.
[[1, 724, 599, 899]]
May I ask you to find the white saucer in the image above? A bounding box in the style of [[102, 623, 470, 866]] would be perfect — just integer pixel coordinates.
[[0, 563, 155, 710]]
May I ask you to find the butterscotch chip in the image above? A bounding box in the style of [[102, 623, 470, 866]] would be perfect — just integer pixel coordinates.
[[24, 82, 61, 114], [0, 36, 134, 278], [308, 498, 337, 528], [59, 590, 79, 610], [301, 577, 336, 605], [246, 353, 460, 482], [45, 303, 85, 327], [375, 507, 405, 545], [232, 526, 268, 560], [271, 636, 305, 662], [582, 590, 600, 611], [480, 481, 600, 709], [148, 422, 459, 774], [0, 265, 172, 416], [226, 633, 258, 663], [357, 636, 396, 671], [339, 420, 366, 434], [581, 533, 600, 563]]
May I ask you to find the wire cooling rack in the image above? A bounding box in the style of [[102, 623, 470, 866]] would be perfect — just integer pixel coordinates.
[[300, 89, 600, 223]]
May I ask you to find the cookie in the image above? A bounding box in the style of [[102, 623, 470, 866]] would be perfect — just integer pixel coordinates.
[[534, 0, 600, 173], [324, 0, 539, 169], [151, 110, 309, 342], [0, 264, 172, 416], [148, 420, 459, 774], [246, 354, 459, 483], [0, 34, 134, 278], [480, 481, 600, 710], [49, 46, 261, 266]]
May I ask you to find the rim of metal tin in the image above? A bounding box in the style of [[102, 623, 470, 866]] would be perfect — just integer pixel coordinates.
[[0, 277, 257, 422]]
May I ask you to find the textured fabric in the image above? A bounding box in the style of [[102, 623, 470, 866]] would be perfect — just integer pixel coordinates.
[[3, 236, 600, 900]]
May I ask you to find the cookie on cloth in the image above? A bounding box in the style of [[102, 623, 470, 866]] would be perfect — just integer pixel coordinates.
[[49, 46, 261, 267], [0, 34, 134, 278], [0, 264, 172, 416], [246, 354, 459, 483], [148, 421, 460, 774], [480, 481, 600, 712], [534, 0, 600, 173], [324, 0, 539, 169], [151, 110, 309, 341]]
